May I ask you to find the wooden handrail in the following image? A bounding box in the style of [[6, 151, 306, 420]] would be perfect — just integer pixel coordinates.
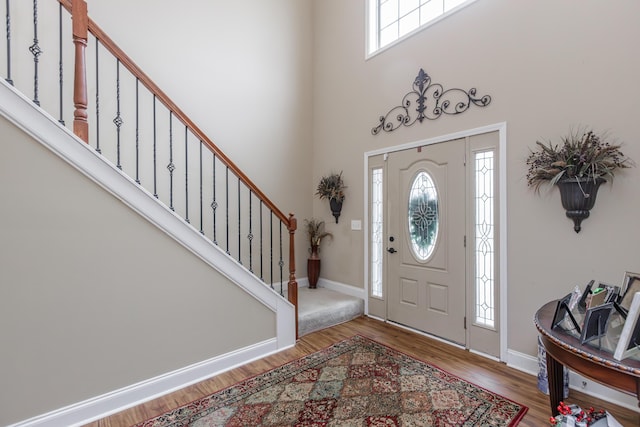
[[59, 0, 290, 226], [60, 0, 298, 337]]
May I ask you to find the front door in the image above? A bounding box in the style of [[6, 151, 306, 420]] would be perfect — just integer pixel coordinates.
[[386, 139, 467, 344]]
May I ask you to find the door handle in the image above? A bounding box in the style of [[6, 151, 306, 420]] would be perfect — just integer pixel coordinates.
[[387, 247, 397, 254]]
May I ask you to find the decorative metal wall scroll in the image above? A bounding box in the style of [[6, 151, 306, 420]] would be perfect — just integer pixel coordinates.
[[371, 68, 492, 135]]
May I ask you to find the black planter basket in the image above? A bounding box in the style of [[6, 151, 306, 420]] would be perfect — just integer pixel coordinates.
[[556, 177, 605, 233]]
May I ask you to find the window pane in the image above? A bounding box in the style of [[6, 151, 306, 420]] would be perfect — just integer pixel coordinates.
[[380, 0, 399, 28], [371, 168, 384, 298], [399, 10, 420, 37], [408, 171, 439, 261], [380, 23, 398, 48], [369, 0, 477, 55], [399, 0, 420, 16], [420, 0, 444, 24], [474, 151, 495, 328], [445, 0, 467, 12]]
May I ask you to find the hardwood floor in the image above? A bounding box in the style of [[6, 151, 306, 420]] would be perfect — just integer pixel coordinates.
[[86, 316, 640, 426]]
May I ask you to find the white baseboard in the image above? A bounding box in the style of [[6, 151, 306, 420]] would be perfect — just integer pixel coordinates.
[[9, 338, 293, 427], [317, 278, 366, 300], [506, 349, 640, 413]]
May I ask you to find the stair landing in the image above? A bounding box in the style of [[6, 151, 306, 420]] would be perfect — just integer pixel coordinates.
[[297, 287, 364, 336]]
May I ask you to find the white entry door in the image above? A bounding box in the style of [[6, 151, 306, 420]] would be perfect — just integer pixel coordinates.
[[386, 139, 467, 345]]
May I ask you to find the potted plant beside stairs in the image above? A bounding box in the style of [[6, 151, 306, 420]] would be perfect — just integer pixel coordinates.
[[304, 218, 332, 289]]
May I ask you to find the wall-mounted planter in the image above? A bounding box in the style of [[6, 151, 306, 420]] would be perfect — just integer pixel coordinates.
[[329, 199, 343, 223], [556, 177, 605, 233]]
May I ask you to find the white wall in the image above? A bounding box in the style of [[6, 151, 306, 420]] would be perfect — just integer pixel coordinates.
[[311, 0, 640, 357]]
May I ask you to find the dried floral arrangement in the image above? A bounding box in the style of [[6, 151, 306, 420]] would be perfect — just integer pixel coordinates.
[[526, 128, 632, 191], [304, 218, 333, 248]]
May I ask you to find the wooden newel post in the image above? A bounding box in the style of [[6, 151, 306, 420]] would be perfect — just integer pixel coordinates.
[[287, 213, 299, 339], [72, 0, 89, 143]]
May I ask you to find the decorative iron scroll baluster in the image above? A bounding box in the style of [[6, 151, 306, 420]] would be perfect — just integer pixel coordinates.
[[5, 0, 12, 85], [94, 38, 100, 153], [260, 201, 264, 281], [212, 154, 217, 245], [279, 221, 284, 295], [184, 125, 189, 223], [248, 190, 253, 273], [29, 0, 42, 106], [237, 177, 241, 264], [199, 141, 204, 235], [152, 95, 157, 198], [270, 211, 274, 289], [167, 111, 175, 211], [113, 60, 123, 169], [57, 2, 64, 125], [225, 166, 230, 255], [135, 79, 140, 183]]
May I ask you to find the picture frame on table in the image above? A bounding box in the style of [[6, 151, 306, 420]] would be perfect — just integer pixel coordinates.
[[577, 280, 594, 313], [619, 272, 640, 312], [613, 292, 640, 361], [580, 302, 613, 346], [552, 293, 581, 333]]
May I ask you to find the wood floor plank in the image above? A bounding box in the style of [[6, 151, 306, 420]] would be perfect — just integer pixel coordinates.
[[84, 317, 640, 426]]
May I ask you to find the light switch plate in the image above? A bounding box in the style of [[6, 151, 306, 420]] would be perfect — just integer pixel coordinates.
[[351, 220, 362, 231]]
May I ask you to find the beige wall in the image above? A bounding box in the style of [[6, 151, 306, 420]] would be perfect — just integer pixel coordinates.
[[87, 0, 315, 275], [311, 0, 640, 356], [0, 116, 276, 425]]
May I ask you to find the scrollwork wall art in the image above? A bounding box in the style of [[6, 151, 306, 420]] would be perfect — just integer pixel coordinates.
[[371, 68, 492, 135]]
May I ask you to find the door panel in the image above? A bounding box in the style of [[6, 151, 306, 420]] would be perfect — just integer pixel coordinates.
[[387, 140, 466, 344]]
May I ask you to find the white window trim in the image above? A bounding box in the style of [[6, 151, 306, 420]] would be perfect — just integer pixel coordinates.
[[365, 0, 480, 59]]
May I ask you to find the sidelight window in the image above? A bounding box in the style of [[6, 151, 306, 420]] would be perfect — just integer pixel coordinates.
[[474, 150, 495, 327]]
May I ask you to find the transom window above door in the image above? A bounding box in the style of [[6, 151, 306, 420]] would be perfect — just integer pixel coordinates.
[[367, 0, 478, 56]]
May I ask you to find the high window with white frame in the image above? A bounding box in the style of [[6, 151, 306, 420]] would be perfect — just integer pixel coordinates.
[[367, 0, 478, 56]]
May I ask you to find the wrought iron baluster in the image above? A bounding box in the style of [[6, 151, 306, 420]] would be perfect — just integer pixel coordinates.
[[225, 167, 230, 255], [260, 201, 264, 281], [29, 0, 42, 106], [248, 190, 253, 273], [184, 125, 189, 223], [279, 221, 284, 295], [113, 59, 123, 170], [57, 2, 64, 125], [270, 211, 274, 289], [167, 111, 175, 211], [94, 38, 100, 153], [199, 141, 204, 234], [237, 177, 241, 264], [135, 79, 140, 183], [152, 95, 157, 198], [212, 156, 218, 243], [5, 0, 13, 85]]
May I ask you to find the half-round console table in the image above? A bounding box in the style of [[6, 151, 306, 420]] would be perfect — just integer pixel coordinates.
[[535, 300, 640, 415]]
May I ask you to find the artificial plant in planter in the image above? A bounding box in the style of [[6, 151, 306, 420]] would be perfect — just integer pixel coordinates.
[[316, 171, 347, 223], [526, 128, 633, 233], [304, 218, 332, 289]]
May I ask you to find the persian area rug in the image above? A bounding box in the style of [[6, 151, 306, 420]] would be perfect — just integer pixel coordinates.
[[136, 335, 527, 426]]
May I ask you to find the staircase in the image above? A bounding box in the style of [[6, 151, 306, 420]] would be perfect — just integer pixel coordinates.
[[297, 287, 364, 336], [2, 0, 299, 327]]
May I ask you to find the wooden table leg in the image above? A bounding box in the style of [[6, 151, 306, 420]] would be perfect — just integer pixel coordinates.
[[546, 352, 564, 416]]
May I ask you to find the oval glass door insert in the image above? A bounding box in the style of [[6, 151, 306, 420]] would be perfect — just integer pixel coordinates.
[[408, 171, 439, 260]]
